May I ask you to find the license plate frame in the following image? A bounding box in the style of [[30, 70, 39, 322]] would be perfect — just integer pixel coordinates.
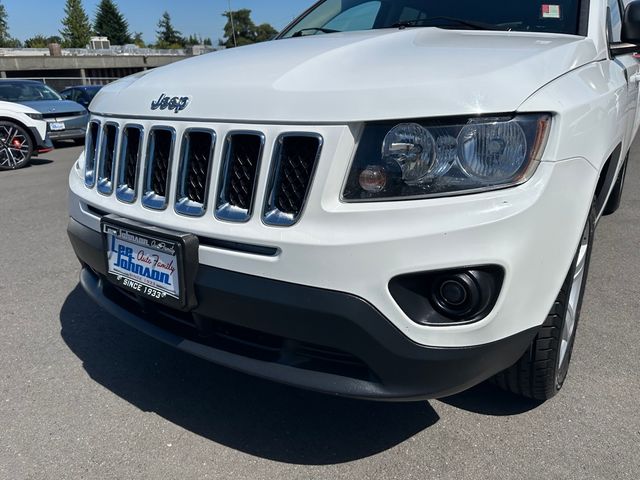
[[49, 122, 66, 131], [101, 215, 199, 311]]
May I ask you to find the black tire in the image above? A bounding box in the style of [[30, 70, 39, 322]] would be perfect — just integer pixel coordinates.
[[492, 202, 596, 401], [603, 154, 628, 216], [0, 121, 34, 171]]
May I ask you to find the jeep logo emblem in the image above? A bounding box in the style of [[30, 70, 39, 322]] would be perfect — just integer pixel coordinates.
[[151, 94, 190, 113]]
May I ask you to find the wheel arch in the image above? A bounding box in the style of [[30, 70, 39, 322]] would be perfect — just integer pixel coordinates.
[[0, 116, 38, 147], [594, 143, 623, 216]]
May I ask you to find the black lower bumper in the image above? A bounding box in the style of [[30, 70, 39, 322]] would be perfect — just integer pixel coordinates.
[[48, 128, 86, 141], [28, 127, 54, 154], [68, 217, 538, 401]]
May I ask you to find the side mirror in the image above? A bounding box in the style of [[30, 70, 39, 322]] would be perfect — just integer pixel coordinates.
[[622, 0, 640, 44]]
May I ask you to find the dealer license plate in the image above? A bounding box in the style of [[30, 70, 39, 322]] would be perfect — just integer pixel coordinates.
[[49, 122, 66, 131], [103, 223, 182, 305]]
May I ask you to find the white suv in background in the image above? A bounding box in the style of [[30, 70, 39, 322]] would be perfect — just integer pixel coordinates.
[[68, 0, 638, 401], [0, 100, 53, 170]]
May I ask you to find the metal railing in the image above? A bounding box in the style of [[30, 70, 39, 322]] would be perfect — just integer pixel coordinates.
[[10, 77, 119, 91], [0, 46, 217, 57]]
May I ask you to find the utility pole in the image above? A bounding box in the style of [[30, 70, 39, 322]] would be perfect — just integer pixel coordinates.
[[228, 0, 237, 47]]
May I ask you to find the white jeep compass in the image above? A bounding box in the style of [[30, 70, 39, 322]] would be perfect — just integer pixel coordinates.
[[68, 0, 638, 401]]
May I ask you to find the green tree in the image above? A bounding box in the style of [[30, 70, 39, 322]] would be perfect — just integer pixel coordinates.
[[60, 0, 92, 48], [255, 23, 278, 43], [184, 33, 200, 46], [94, 0, 131, 45], [24, 33, 62, 48], [0, 2, 22, 48], [220, 9, 277, 48], [184, 34, 213, 47], [25, 34, 63, 48], [25, 34, 49, 48], [155, 11, 183, 48], [132, 31, 145, 48]]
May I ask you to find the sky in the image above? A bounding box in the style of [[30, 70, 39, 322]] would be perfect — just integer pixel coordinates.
[[2, 0, 318, 44]]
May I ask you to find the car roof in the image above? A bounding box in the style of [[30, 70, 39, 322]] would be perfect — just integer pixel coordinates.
[[0, 79, 47, 86], [62, 85, 103, 91]]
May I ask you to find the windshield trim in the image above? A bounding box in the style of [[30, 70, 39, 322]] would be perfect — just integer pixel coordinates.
[[278, 0, 590, 40]]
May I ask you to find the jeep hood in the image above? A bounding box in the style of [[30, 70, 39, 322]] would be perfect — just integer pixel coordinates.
[[92, 28, 598, 123]]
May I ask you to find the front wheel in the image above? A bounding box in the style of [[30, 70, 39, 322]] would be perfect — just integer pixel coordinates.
[[0, 121, 34, 171], [492, 202, 596, 401]]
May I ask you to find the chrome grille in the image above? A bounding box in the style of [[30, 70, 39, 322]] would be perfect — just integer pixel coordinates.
[[264, 134, 323, 226], [215, 132, 264, 222], [116, 126, 143, 203], [175, 129, 215, 217], [142, 128, 175, 210], [84, 121, 100, 187], [97, 123, 118, 195], [83, 119, 324, 227]]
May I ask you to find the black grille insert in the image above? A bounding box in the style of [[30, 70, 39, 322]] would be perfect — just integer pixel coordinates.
[[216, 132, 264, 222], [84, 121, 100, 187], [43, 111, 85, 120], [175, 130, 215, 217], [97, 124, 118, 195], [142, 128, 174, 210], [264, 134, 322, 226], [116, 126, 142, 203]]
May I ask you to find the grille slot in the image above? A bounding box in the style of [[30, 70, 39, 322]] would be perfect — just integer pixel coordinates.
[[175, 129, 215, 217], [142, 128, 175, 210], [97, 123, 118, 195], [215, 132, 264, 222], [263, 134, 323, 226], [84, 121, 100, 187], [116, 126, 143, 203], [43, 111, 85, 120]]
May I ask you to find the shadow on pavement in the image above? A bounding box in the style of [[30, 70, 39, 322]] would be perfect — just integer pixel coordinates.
[[25, 158, 54, 167], [60, 285, 440, 465], [440, 382, 542, 416]]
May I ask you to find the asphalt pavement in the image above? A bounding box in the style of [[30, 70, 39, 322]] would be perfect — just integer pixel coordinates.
[[0, 144, 638, 479]]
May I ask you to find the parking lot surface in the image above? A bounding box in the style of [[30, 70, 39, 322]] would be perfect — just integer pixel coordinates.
[[1, 145, 639, 479]]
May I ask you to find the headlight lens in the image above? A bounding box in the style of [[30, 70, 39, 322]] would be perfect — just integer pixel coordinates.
[[343, 114, 551, 201], [25, 112, 43, 120], [382, 123, 436, 185]]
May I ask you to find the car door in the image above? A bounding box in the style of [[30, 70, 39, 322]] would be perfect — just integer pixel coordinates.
[[610, 0, 640, 145]]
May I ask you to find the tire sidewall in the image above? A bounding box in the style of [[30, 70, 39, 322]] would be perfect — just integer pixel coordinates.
[[555, 204, 596, 390]]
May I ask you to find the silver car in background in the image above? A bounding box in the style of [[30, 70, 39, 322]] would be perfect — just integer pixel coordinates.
[[0, 80, 89, 144]]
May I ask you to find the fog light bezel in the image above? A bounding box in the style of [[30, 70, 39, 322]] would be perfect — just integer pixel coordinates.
[[388, 266, 504, 326]]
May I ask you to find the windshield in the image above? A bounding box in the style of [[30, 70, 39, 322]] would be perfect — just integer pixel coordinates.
[[0, 82, 62, 102], [280, 0, 583, 38]]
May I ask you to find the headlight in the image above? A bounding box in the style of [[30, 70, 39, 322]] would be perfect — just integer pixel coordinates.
[[343, 114, 551, 201], [25, 112, 43, 121]]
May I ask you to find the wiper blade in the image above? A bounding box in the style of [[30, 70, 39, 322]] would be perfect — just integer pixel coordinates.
[[391, 17, 507, 31], [291, 27, 341, 38]]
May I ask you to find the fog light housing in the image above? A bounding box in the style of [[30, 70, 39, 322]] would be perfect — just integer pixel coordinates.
[[389, 266, 504, 326]]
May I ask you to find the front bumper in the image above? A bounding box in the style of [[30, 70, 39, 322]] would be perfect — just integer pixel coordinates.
[[68, 217, 537, 401], [69, 153, 598, 348], [28, 126, 54, 154], [47, 114, 88, 140]]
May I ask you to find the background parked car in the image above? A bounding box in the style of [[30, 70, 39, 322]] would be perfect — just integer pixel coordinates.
[[60, 85, 103, 109], [0, 100, 53, 170], [0, 80, 89, 145]]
